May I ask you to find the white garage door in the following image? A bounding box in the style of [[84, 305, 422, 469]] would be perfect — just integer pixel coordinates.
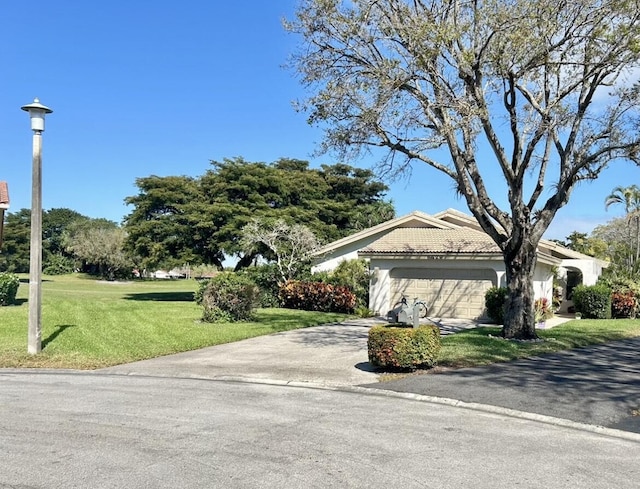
[[390, 268, 495, 319]]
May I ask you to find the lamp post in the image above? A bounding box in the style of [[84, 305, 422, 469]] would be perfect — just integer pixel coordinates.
[[21, 98, 52, 355]]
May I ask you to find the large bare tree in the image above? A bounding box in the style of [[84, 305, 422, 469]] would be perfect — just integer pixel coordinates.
[[286, 0, 640, 339]]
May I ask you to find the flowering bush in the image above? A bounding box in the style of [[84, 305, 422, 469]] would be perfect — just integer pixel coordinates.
[[611, 291, 636, 318], [534, 298, 553, 322], [278, 280, 356, 313]]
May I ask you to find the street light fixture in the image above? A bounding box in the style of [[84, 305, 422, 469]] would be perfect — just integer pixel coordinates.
[[21, 98, 52, 355]]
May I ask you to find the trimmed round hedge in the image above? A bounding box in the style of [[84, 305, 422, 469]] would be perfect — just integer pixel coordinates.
[[367, 324, 441, 370]]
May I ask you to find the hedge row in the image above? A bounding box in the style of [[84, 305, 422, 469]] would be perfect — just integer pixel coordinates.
[[278, 280, 356, 314]]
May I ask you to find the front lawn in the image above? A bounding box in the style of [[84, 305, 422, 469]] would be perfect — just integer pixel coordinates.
[[438, 319, 640, 368], [0, 274, 350, 369]]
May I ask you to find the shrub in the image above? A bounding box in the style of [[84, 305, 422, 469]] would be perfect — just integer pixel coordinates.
[[598, 277, 639, 319], [485, 286, 508, 324], [240, 263, 281, 308], [195, 272, 259, 322], [318, 259, 370, 308], [611, 291, 636, 318], [367, 325, 441, 370], [278, 280, 356, 313], [0, 272, 20, 306], [572, 284, 612, 319], [43, 253, 76, 275]]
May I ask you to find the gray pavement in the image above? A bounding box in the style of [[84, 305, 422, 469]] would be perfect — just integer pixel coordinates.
[[99, 315, 640, 435], [370, 336, 640, 433], [2, 371, 640, 488]]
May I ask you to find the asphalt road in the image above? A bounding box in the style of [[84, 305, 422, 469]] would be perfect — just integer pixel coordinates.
[[368, 337, 640, 433], [1, 371, 640, 489]]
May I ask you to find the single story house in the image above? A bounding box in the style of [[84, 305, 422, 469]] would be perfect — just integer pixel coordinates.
[[312, 209, 608, 320]]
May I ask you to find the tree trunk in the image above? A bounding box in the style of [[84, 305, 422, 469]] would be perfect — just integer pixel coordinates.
[[502, 242, 538, 340], [233, 252, 257, 272]]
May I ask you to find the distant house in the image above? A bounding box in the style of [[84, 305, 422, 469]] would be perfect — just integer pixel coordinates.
[[312, 209, 608, 320], [0, 181, 9, 250]]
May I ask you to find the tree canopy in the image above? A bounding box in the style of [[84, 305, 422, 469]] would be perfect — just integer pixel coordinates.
[[123, 157, 393, 271], [0, 208, 123, 276], [287, 0, 640, 339]]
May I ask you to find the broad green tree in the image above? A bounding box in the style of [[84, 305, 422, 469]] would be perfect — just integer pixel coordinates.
[[124, 158, 393, 271], [286, 0, 640, 339]]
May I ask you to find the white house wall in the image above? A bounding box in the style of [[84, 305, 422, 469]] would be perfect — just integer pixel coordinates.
[[560, 259, 603, 286], [312, 230, 393, 273]]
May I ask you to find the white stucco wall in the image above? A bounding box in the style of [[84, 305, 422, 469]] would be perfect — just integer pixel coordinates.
[[560, 258, 603, 286]]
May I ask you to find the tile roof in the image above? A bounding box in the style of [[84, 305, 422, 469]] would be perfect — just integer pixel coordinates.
[[0, 181, 8, 209], [360, 227, 501, 254]]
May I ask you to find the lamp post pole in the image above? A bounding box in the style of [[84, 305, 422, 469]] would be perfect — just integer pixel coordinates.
[[21, 98, 52, 355]]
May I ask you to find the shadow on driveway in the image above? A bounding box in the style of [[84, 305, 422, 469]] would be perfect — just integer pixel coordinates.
[[365, 337, 640, 433]]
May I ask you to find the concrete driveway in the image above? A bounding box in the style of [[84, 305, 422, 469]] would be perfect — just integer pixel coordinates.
[[100, 316, 640, 435], [100, 318, 385, 386]]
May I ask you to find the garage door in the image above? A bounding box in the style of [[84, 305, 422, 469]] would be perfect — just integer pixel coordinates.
[[390, 268, 495, 319]]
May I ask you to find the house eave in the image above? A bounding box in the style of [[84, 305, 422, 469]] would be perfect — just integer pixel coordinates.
[[312, 210, 460, 257], [358, 251, 503, 261]]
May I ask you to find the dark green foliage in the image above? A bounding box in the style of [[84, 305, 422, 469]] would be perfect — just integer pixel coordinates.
[[239, 263, 281, 308], [43, 253, 76, 275], [315, 259, 370, 308], [195, 272, 259, 322], [124, 158, 393, 271], [485, 286, 508, 324], [367, 325, 441, 369], [278, 279, 356, 313], [0, 208, 99, 274], [598, 276, 639, 318], [0, 272, 20, 306], [0, 209, 31, 273], [573, 284, 612, 319]]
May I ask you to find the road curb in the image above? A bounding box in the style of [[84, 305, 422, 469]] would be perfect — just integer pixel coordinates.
[[210, 375, 640, 443], [5, 369, 640, 443]]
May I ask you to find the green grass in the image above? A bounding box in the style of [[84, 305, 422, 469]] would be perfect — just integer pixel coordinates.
[[0, 274, 350, 369], [438, 319, 640, 368]]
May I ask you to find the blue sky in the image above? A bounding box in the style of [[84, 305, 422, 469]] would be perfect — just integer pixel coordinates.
[[0, 1, 636, 241]]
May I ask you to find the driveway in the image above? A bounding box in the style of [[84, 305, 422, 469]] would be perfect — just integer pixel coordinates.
[[100, 317, 640, 434], [100, 318, 384, 386]]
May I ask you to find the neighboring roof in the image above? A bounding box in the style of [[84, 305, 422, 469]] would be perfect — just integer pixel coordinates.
[[436, 208, 606, 265], [0, 181, 9, 209], [539, 239, 610, 267], [432, 208, 485, 232], [313, 210, 459, 256], [360, 228, 501, 255]]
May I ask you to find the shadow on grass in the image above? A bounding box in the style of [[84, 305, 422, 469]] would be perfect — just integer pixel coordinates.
[[123, 292, 195, 302], [43, 324, 75, 349]]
